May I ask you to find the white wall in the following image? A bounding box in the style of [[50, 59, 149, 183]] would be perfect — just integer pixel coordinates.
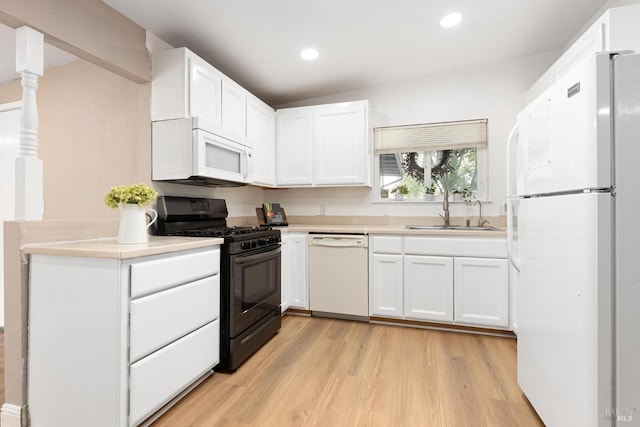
[[253, 50, 559, 219]]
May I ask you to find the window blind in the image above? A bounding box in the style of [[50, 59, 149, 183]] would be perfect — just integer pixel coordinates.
[[374, 119, 487, 154]]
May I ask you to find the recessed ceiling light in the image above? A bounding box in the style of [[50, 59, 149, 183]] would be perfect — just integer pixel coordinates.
[[440, 12, 462, 28], [300, 48, 319, 61]]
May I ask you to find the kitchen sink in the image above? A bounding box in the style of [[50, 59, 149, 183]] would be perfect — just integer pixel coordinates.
[[405, 225, 501, 231]]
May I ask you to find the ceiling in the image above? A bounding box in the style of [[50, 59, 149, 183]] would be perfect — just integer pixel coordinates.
[[102, 0, 620, 106], [1, 1, 630, 105]]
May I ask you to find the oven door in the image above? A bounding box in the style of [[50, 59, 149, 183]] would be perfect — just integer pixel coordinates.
[[229, 245, 281, 337]]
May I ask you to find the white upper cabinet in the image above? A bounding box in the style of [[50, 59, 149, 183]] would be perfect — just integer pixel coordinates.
[[313, 103, 368, 185], [527, 4, 640, 103], [276, 109, 314, 186], [188, 54, 223, 127], [247, 95, 276, 186], [276, 100, 370, 187], [152, 47, 262, 148], [221, 79, 247, 142], [152, 48, 222, 126]]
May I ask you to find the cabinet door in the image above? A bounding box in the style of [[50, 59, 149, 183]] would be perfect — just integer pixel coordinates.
[[221, 79, 247, 142], [248, 96, 276, 186], [404, 255, 453, 322], [454, 257, 509, 328], [370, 254, 403, 317], [276, 110, 313, 185], [313, 101, 368, 185], [188, 55, 223, 126], [282, 234, 309, 309], [129, 319, 219, 426], [280, 237, 291, 312]]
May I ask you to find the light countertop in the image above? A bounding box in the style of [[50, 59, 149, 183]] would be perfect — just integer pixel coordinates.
[[279, 224, 506, 237], [23, 235, 224, 259]]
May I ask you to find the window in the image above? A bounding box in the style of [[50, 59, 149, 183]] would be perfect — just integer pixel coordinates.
[[374, 119, 488, 201]]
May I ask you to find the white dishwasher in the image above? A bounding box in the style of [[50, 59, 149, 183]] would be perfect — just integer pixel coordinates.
[[308, 234, 369, 320]]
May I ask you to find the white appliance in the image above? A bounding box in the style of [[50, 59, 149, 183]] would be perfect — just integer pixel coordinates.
[[507, 52, 640, 426], [152, 117, 253, 187], [308, 234, 369, 319]]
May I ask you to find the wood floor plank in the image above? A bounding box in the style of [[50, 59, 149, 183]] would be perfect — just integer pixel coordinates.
[[150, 316, 543, 426]]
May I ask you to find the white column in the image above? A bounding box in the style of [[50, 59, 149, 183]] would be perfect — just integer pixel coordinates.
[[14, 26, 44, 220]]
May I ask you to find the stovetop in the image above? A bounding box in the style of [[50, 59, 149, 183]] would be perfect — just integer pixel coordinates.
[[160, 225, 277, 240], [152, 196, 281, 253]]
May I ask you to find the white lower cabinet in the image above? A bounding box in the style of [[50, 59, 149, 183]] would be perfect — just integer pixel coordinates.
[[370, 253, 403, 317], [369, 235, 509, 329], [281, 233, 309, 310], [27, 246, 221, 427], [454, 257, 509, 328], [129, 320, 219, 426], [404, 255, 454, 322]]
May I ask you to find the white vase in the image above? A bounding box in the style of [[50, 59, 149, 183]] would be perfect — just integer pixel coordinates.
[[117, 204, 158, 244]]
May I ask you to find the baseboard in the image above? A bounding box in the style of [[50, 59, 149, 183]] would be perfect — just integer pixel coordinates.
[[369, 316, 516, 338], [1, 403, 23, 427]]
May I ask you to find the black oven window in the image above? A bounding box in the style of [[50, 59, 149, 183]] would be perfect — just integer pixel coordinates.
[[240, 254, 279, 312]]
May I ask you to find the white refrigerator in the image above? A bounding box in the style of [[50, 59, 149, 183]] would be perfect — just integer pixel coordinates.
[[507, 52, 640, 427]]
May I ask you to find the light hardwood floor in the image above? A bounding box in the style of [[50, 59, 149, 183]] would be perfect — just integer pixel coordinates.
[[153, 316, 543, 426]]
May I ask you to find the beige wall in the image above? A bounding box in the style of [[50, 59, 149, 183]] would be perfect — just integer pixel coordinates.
[[1, 60, 151, 220], [0, 78, 21, 103], [38, 60, 151, 220]]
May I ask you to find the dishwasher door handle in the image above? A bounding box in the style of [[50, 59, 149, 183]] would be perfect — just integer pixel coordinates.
[[309, 237, 367, 248]]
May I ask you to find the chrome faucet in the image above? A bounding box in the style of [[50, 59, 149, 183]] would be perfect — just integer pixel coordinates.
[[439, 188, 450, 226], [474, 199, 489, 227]]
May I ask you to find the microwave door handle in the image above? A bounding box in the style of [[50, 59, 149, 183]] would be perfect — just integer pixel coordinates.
[[242, 149, 249, 179]]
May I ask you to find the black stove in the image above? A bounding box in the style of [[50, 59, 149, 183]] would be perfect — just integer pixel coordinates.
[[153, 196, 281, 252], [152, 196, 282, 372]]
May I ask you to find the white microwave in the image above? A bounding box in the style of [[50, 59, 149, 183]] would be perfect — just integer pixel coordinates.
[[152, 118, 253, 186]]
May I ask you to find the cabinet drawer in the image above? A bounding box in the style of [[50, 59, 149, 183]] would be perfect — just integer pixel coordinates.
[[404, 236, 506, 258], [129, 319, 219, 427], [370, 236, 403, 254], [130, 248, 220, 298], [130, 275, 220, 363]]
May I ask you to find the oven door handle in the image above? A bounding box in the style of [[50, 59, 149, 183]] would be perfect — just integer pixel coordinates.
[[235, 247, 281, 265]]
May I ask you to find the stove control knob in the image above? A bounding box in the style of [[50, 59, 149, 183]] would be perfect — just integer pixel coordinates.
[[267, 237, 275, 244], [257, 239, 267, 246], [241, 242, 252, 250]]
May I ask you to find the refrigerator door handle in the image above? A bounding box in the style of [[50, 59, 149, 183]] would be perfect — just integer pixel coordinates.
[[506, 124, 520, 271], [506, 124, 519, 198], [507, 200, 520, 272]]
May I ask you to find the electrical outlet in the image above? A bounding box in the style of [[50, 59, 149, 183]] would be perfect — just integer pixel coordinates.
[[320, 205, 326, 216]]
